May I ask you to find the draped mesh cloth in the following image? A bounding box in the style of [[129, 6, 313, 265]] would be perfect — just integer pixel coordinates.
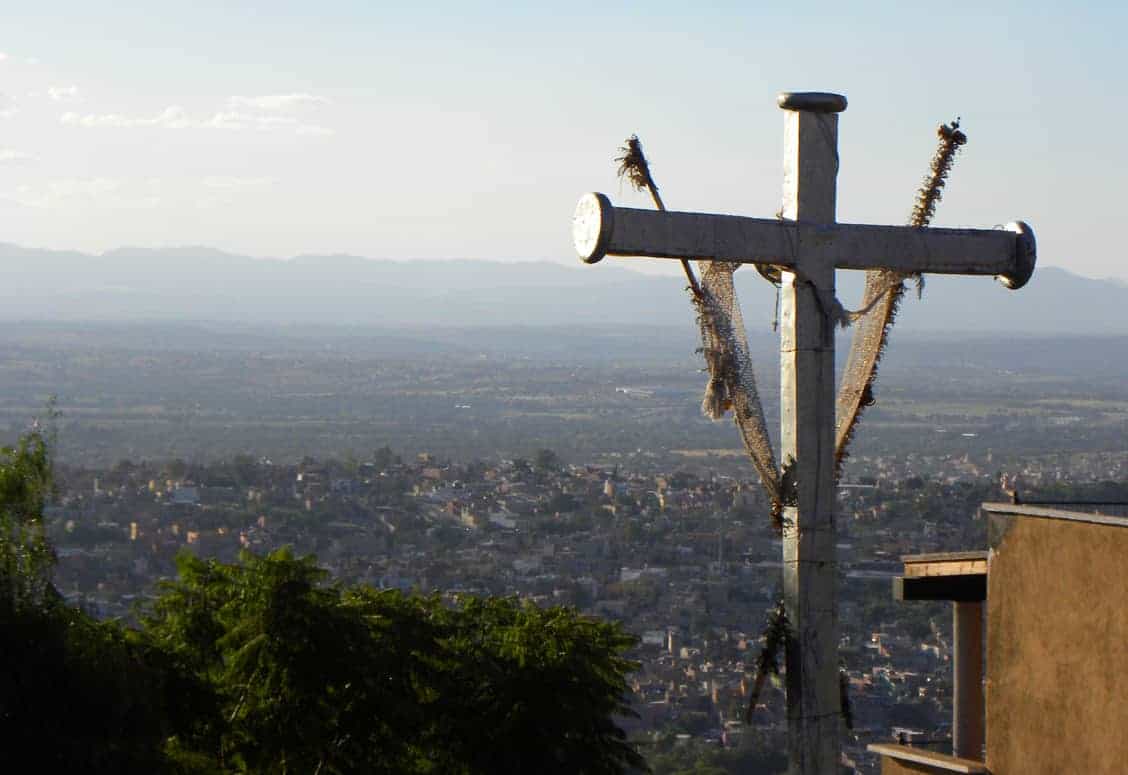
[[695, 261, 781, 506], [834, 121, 965, 474]]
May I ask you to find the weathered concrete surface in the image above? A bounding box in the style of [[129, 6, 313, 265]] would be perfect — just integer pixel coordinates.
[[870, 743, 988, 773], [986, 514, 1128, 774], [779, 105, 840, 775], [882, 758, 965, 775]]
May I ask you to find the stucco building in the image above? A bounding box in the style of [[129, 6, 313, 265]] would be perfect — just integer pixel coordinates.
[[870, 502, 1128, 774]]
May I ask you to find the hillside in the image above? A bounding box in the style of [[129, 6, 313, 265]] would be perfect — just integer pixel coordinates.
[[0, 243, 1115, 334]]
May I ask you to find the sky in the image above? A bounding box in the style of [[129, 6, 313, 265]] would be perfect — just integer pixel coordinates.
[[1, 1, 1125, 279]]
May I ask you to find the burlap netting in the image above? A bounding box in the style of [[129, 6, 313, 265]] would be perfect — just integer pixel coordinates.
[[695, 261, 781, 507]]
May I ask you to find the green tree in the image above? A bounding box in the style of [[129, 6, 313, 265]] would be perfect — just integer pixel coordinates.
[[548, 491, 580, 513], [230, 454, 261, 487], [0, 429, 55, 608], [2, 429, 647, 774], [534, 448, 561, 473], [145, 549, 648, 774], [147, 549, 420, 772], [372, 446, 400, 471], [648, 731, 787, 775], [432, 595, 645, 774], [1, 430, 207, 774]]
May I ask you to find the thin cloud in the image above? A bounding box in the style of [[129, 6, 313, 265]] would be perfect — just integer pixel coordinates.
[[61, 105, 191, 129], [204, 111, 299, 130], [47, 85, 80, 102], [0, 52, 8, 62], [6, 178, 122, 209], [3, 177, 161, 210], [228, 93, 328, 111], [296, 125, 335, 137], [0, 148, 33, 163], [0, 92, 16, 119], [61, 104, 332, 137], [202, 176, 275, 189]]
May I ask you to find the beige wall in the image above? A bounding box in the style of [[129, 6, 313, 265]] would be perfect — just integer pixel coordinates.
[[986, 515, 1128, 774]]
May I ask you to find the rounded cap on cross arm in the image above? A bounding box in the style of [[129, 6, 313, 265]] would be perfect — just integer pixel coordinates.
[[776, 92, 848, 113], [573, 192, 614, 264], [998, 221, 1036, 290]]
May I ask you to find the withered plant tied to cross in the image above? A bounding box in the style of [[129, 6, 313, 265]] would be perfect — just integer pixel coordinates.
[[911, 119, 968, 230], [833, 118, 969, 476], [615, 135, 658, 198], [615, 135, 703, 299], [745, 599, 790, 723], [743, 600, 853, 728]]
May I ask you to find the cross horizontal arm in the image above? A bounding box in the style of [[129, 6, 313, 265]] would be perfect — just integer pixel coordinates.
[[573, 193, 1036, 289]]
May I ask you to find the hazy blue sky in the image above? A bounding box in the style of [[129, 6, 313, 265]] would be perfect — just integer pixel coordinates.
[[1, 2, 1125, 279]]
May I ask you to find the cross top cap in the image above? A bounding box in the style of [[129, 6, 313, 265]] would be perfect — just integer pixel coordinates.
[[777, 91, 847, 113]]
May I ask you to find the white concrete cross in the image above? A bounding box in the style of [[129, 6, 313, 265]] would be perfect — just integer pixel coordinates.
[[571, 91, 1036, 774]]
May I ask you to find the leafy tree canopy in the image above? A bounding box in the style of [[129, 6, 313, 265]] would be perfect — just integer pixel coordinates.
[[146, 548, 646, 774], [1, 430, 647, 774]]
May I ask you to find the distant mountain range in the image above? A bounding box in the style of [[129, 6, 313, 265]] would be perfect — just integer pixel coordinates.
[[0, 242, 1121, 334]]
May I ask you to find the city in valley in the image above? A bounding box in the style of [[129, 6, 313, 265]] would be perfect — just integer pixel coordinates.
[[5, 322, 1126, 773]]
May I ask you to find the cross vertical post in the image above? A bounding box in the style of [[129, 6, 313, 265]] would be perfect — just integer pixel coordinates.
[[778, 92, 845, 774]]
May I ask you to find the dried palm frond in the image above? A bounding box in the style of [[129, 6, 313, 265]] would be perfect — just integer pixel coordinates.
[[615, 135, 658, 197], [614, 135, 702, 298], [745, 600, 790, 724], [834, 120, 967, 476], [910, 119, 967, 228]]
